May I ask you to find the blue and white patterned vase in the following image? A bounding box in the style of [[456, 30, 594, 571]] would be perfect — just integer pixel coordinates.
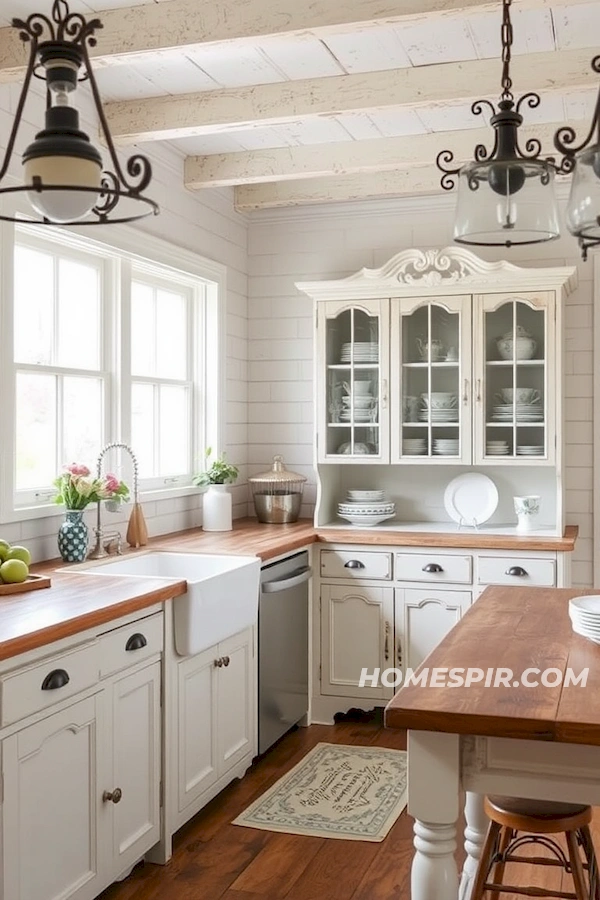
[[57, 510, 89, 563]]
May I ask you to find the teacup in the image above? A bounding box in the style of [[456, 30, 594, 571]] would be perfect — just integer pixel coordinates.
[[343, 380, 372, 396], [497, 388, 540, 405]]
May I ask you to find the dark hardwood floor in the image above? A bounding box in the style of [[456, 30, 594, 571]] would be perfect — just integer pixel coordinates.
[[100, 714, 599, 900]]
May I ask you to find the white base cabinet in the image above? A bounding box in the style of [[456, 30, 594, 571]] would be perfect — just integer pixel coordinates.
[[0, 608, 164, 900], [313, 544, 570, 723]]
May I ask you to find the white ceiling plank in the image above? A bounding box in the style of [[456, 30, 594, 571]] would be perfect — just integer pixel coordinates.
[[396, 17, 477, 66], [104, 47, 599, 144], [553, 3, 600, 50], [322, 27, 412, 73], [273, 118, 357, 146], [184, 120, 577, 188], [334, 113, 385, 140], [2, 0, 600, 82], [167, 134, 250, 155], [367, 108, 429, 137], [124, 55, 222, 95], [259, 36, 346, 79], [183, 45, 287, 88], [234, 168, 446, 209], [467, 8, 556, 57], [93, 65, 167, 101]]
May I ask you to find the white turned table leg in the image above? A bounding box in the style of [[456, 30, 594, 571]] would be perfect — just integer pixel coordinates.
[[459, 792, 488, 900], [408, 731, 461, 900]]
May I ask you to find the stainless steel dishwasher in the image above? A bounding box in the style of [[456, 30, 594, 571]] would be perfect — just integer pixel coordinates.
[[259, 550, 311, 754]]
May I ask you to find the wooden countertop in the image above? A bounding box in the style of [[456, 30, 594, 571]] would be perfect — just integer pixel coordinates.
[[385, 585, 600, 745], [7, 518, 576, 665]]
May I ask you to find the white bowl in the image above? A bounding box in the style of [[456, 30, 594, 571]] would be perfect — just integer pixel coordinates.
[[342, 396, 374, 409]]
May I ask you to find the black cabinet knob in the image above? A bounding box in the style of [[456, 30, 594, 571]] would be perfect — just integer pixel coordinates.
[[103, 788, 122, 804], [344, 560, 365, 569], [125, 633, 148, 651], [41, 668, 70, 691], [506, 566, 528, 577], [422, 563, 444, 573]]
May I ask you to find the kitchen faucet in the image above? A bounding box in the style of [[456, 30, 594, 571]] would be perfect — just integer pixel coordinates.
[[88, 441, 142, 560]]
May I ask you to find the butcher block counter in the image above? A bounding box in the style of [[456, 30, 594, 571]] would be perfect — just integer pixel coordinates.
[[1, 517, 576, 664], [385, 584, 600, 900]]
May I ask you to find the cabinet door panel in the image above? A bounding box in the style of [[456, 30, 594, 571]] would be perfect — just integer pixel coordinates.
[[2, 694, 104, 900], [217, 629, 255, 772], [110, 662, 161, 874], [177, 647, 218, 813], [321, 584, 394, 700], [397, 588, 471, 673]]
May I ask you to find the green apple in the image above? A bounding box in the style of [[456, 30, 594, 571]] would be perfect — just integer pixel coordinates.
[[0, 559, 29, 584], [0, 540, 11, 562], [6, 545, 31, 566]]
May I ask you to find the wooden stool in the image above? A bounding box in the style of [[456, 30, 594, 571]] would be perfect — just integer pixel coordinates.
[[470, 795, 600, 899]]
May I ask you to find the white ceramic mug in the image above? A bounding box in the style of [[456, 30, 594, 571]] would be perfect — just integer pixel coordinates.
[[514, 495, 541, 532]]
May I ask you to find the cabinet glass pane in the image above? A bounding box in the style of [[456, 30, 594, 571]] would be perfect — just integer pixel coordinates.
[[484, 299, 546, 460], [401, 304, 461, 459], [325, 307, 381, 457]]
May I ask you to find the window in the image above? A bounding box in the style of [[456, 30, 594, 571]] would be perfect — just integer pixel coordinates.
[[0, 222, 224, 522]]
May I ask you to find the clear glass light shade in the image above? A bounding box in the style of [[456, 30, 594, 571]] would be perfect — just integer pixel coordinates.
[[23, 154, 102, 223], [565, 145, 600, 242], [453, 159, 560, 246]]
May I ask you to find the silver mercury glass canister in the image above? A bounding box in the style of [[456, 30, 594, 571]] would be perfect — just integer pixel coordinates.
[[249, 455, 307, 523]]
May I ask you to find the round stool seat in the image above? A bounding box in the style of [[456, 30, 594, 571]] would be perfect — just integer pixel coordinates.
[[486, 796, 592, 834]]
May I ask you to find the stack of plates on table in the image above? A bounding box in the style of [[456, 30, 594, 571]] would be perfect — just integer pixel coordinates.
[[419, 409, 459, 423], [491, 404, 544, 422], [569, 595, 600, 644], [340, 342, 378, 363], [338, 490, 395, 526], [486, 440, 510, 455], [403, 438, 427, 455], [517, 445, 544, 456], [433, 439, 459, 456]]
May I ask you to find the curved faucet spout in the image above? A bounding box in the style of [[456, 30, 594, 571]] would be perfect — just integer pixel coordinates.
[[88, 442, 143, 559]]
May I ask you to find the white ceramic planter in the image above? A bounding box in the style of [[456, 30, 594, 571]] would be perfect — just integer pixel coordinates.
[[514, 495, 541, 532], [202, 484, 232, 531]]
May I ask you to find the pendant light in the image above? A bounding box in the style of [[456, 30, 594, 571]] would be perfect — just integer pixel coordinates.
[[0, 0, 158, 226], [436, 0, 559, 248], [554, 57, 600, 260]]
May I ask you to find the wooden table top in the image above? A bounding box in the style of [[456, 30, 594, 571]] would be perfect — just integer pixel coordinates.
[[386, 585, 600, 746]]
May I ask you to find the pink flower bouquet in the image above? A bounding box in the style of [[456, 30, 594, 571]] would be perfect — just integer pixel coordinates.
[[53, 463, 130, 510]]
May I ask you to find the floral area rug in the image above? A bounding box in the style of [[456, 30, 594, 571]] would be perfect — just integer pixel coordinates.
[[233, 742, 407, 841]]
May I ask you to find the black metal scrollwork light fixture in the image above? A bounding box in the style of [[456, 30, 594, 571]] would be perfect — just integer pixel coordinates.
[[0, 0, 158, 225], [554, 58, 600, 260], [436, 0, 559, 248]]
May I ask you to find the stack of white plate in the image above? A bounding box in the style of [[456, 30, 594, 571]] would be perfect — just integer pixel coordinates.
[[491, 404, 544, 422], [569, 595, 600, 644], [338, 490, 395, 526], [487, 440, 510, 455], [433, 439, 459, 455], [517, 445, 544, 456], [403, 438, 427, 455], [339, 409, 376, 423], [340, 342, 379, 363], [419, 409, 459, 423]]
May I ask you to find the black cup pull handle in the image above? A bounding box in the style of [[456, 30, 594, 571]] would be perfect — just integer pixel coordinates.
[[506, 566, 528, 577], [41, 668, 70, 690], [125, 633, 148, 652], [344, 560, 365, 569], [422, 563, 444, 573]]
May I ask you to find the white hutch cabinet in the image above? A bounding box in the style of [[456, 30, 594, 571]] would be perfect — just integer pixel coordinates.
[[297, 248, 578, 723]]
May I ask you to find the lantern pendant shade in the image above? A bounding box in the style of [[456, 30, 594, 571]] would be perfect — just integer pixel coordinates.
[[564, 146, 600, 248], [454, 159, 560, 247]]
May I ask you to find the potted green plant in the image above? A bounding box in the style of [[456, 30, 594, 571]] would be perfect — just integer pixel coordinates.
[[193, 449, 239, 531]]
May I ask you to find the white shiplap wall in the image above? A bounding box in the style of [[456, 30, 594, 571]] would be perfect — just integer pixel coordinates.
[[247, 196, 594, 587], [0, 81, 249, 561]]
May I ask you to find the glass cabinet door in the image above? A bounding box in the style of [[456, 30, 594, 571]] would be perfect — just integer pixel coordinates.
[[391, 296, 472, 464], [317, 300, 389, 463], [474, 292, 553, 465]]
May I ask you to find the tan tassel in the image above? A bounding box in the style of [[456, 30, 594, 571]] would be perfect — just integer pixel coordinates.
[[126, 502, 148, 548]]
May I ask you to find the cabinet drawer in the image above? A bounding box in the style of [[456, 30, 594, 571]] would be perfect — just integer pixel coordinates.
[[99, 611, 164, 677], [478, 556, 556, 587], [320, 550, 392, 580], [1, 641, 100, 726], [395, 552, 472, 585]]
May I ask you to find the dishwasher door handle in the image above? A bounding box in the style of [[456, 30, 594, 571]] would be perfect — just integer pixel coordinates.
[[261, 566, 312, 593]]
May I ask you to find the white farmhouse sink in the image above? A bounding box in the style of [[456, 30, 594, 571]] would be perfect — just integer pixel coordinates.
[[78, 551, 260, 656]]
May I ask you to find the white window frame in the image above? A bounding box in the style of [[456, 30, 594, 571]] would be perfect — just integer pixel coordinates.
[[0, 218, 226, 523]]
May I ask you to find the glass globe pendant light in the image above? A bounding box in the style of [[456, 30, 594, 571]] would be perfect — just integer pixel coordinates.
[[436, 0, 559, 248], [0, 0, 158, 226], [554, 57, 600, 260]]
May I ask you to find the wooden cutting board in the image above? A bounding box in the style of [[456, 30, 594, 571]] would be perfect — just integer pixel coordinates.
[[0, 574, 51, 595]]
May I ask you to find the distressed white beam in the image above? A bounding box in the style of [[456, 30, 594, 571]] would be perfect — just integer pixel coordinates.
[[1, 0, 599, 83], [234, 168, 446, 209], [185, 121, 583, 188], [106, 48, 597, 145]]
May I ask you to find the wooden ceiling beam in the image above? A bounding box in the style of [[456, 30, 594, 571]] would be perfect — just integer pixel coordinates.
[[1, 0, 599, 83], [184, 121, 581, 188], [105, 48, 596, 145]]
